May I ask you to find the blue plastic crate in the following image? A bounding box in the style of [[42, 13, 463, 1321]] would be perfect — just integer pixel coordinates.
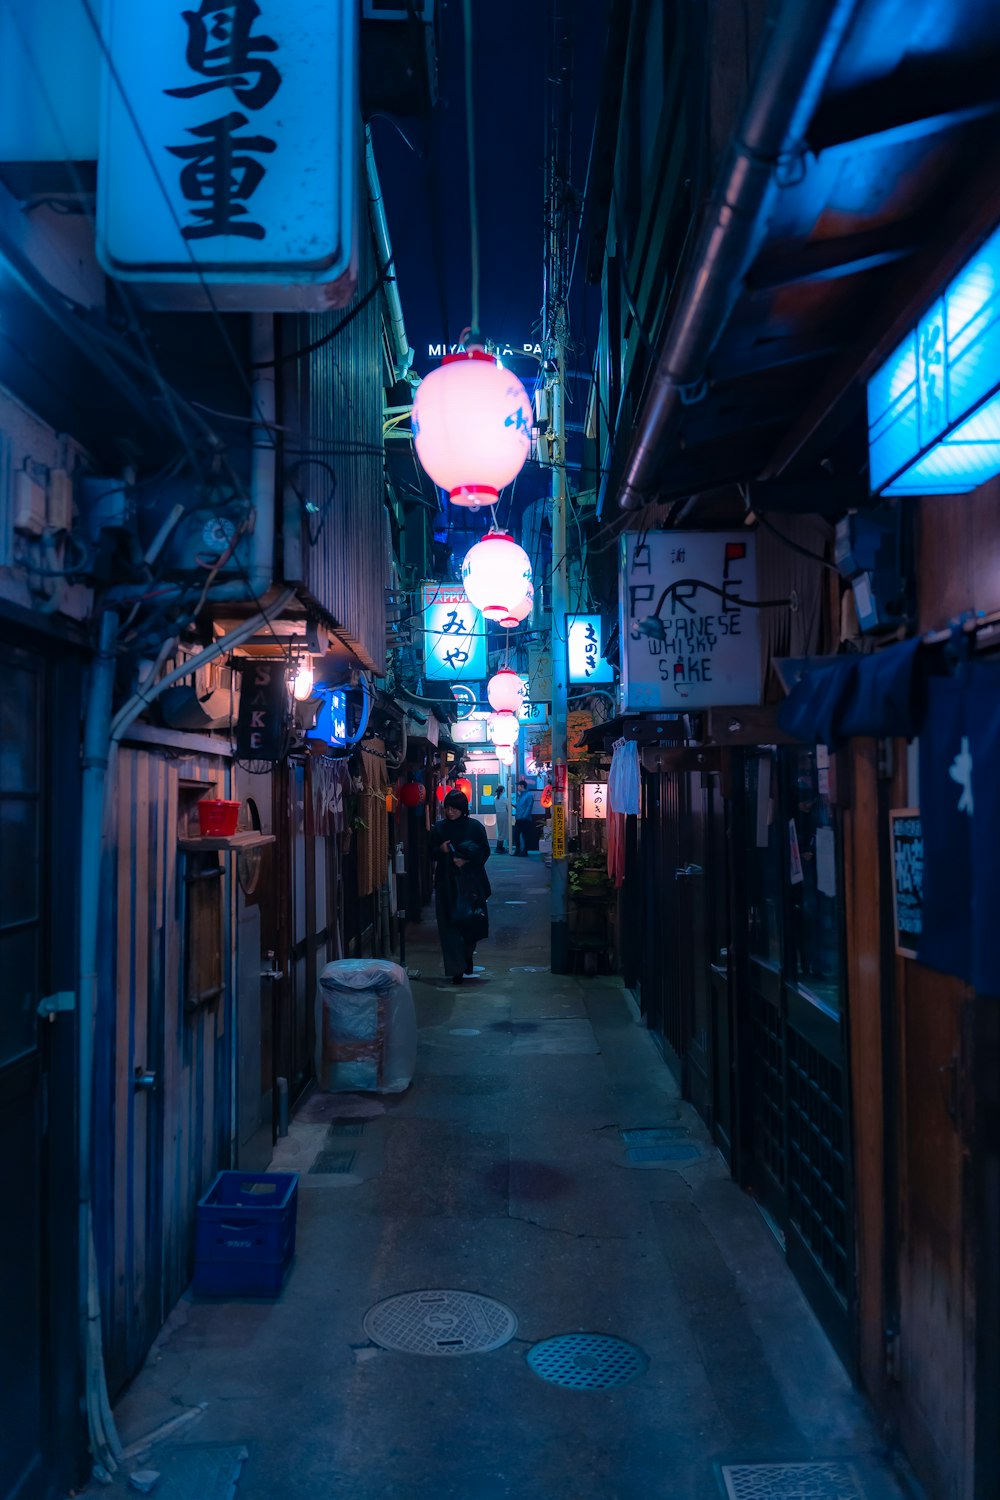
[[193, 1171, 298, 1298]]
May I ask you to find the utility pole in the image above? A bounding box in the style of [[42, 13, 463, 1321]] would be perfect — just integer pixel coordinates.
[[544, 0, 572, 974], [550, 342, 569, 973]]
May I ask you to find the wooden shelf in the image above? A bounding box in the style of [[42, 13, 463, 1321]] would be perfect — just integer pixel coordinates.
[[179, 832, 276, 852]]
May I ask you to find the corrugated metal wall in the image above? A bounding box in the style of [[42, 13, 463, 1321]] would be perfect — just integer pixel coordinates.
[[94, 749, 233, 1395], [283, 201, 388, 671]]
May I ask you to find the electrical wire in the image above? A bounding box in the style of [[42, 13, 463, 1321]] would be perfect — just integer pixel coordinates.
[[462, 0, 480, 340], [754, 512, 840, 572]]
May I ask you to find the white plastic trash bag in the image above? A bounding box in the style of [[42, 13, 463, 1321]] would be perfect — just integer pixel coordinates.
[[608, 739, 640, 815], [315, 959, 416, 1094]]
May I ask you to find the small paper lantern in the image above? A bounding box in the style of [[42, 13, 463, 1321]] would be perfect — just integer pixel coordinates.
[[412, 350, 532, 508], [496, 746, 515, 765], [455, 776, 473, 802], [435, 783, 446, 803], [498, 586, 533, 629], [487, 668, 525, 713], [488, 710, 520, 749], [541, 786, 553, 809], [461, 532, 533, 621], [399, 782, 426, 809]]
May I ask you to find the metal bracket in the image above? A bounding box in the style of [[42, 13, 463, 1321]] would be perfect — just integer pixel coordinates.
[[38, 990, 75, 1021]]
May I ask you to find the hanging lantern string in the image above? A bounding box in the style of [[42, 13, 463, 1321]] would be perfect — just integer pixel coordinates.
[[462, 0, 480, 342]]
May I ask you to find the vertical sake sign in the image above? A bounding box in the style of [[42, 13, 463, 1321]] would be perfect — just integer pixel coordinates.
[[97, 0, 358, 308]]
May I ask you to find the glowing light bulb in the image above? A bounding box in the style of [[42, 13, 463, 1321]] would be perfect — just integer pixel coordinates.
[[292, 659, 314, 701]]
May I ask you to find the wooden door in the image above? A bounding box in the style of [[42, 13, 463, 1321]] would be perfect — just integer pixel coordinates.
[[0, 640, 80, 1499], [707, 770, 734, 1162], [680, 773, 712, 1120]]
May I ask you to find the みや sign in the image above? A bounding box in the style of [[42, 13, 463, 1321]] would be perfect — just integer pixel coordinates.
[[619, 532, 761, 710], [422, 584, 487, 682], [98, 0, 358, 309]]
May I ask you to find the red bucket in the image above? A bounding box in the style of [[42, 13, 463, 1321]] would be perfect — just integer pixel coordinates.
[[197, 799, 241, 838]]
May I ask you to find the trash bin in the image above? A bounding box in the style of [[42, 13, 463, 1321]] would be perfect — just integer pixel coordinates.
[[315, 958, 416, 1094]]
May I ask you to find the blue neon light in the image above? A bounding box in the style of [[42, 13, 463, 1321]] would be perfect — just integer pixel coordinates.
[[868, 220, 1000, 495], [306, 687, 348, 746]]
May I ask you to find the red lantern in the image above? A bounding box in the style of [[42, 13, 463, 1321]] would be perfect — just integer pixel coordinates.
[[455, 777, 473, 803], [540, 786, 553, 809], [435, 783, 446, 803], [400, 782, 426, 809]]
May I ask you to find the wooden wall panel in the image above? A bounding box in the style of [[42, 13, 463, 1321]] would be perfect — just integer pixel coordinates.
[[101, 749, 233, 1396], [843, 739, 886, 1402], [917, 480, 1000, 629]]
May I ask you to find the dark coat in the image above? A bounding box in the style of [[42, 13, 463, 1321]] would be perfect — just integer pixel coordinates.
[[429, 814, 492, 915]]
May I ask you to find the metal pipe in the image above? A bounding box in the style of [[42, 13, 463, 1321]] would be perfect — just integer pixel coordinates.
[[249, 314, 277, 595], [617, 0, 859, 510], [78, 611, 123, 1473], [365, 125, 414, 382]]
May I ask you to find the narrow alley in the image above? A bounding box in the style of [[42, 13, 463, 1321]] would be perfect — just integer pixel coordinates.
[[110, 854, 906, 1500]]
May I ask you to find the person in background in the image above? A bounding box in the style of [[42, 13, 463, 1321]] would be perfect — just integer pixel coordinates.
[[513, 778, 535, 857], [493, 781, 510, 853], [428, 789, 492, 983]]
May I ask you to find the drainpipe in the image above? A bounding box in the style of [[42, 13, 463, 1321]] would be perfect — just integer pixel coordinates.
[[365, 125, 414, 382], [617, 0, 859, 510], [77, 589, 294, 1473], [248, 313, 277, 596]]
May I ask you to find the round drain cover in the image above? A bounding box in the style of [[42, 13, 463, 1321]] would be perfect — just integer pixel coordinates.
[[527, 1333, 648, 1390], [363, 1290, 518, 1356]]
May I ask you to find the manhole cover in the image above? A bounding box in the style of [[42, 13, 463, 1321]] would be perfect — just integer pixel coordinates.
[[526, 1333, 647, 1390], [626, 1143, 702, 1163], [721, 1463, 864, 1499], [363, 1290, 518, 1355]]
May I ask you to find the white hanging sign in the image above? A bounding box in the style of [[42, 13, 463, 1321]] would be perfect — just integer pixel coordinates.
[[619, 532, 761, 710], [568, 614, 614, 683], [451, 716, 492, 745], [582, 783, 608, 819], [98, 0, 358, 309], [422, 585, 487, 682]]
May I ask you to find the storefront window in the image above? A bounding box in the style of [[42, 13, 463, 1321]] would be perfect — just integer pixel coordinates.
[[785, 746, 842, 1013], [745, 751, 781, 967]]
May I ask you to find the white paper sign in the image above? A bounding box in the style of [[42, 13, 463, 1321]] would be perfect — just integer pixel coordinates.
[[619, 532, 761, 710], [815, 826, 837, 898], [583, 783, 608, 819]]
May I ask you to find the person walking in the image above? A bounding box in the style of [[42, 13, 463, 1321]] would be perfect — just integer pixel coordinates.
[[513, 778, 535, 857], [493, 781, 510, 853], [428, 789, 492, 983]]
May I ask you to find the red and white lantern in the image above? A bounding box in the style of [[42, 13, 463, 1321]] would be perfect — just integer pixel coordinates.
[[461, 532, 533, 621], [488, 710, 520, 749], [412, 350, 532, 508], [486, 668, 525, 713]]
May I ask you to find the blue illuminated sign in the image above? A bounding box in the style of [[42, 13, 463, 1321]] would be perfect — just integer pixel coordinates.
[[869, 221, 1000, 495], [422, 585, 487, 682], [568, 614, 614, 684], [307, 688, 348, 746]]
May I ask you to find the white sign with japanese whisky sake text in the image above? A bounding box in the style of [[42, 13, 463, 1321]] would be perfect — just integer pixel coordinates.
[[98, 0, 358, 308], [583, 783, 608, 820], [422, 585, 487, 682], [619, 532, 761, 710]]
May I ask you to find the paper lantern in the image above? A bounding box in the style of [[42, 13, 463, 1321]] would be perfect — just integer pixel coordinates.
[[488, 710, 520, 749], [487, 668, 525, 713], [496, 746, 515, 765], [412, 350, 532, 508], [540, 786, 553, 809], [498, 586, 533, 629], [455, 777, 473, 802], [399, 781, 426, 809], [461, 532, 533, 621], [435, 783, 446, 803]]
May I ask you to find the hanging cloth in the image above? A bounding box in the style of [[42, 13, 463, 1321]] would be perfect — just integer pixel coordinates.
[[607, 811, 626, 889], [607, 739, 640, 815]]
